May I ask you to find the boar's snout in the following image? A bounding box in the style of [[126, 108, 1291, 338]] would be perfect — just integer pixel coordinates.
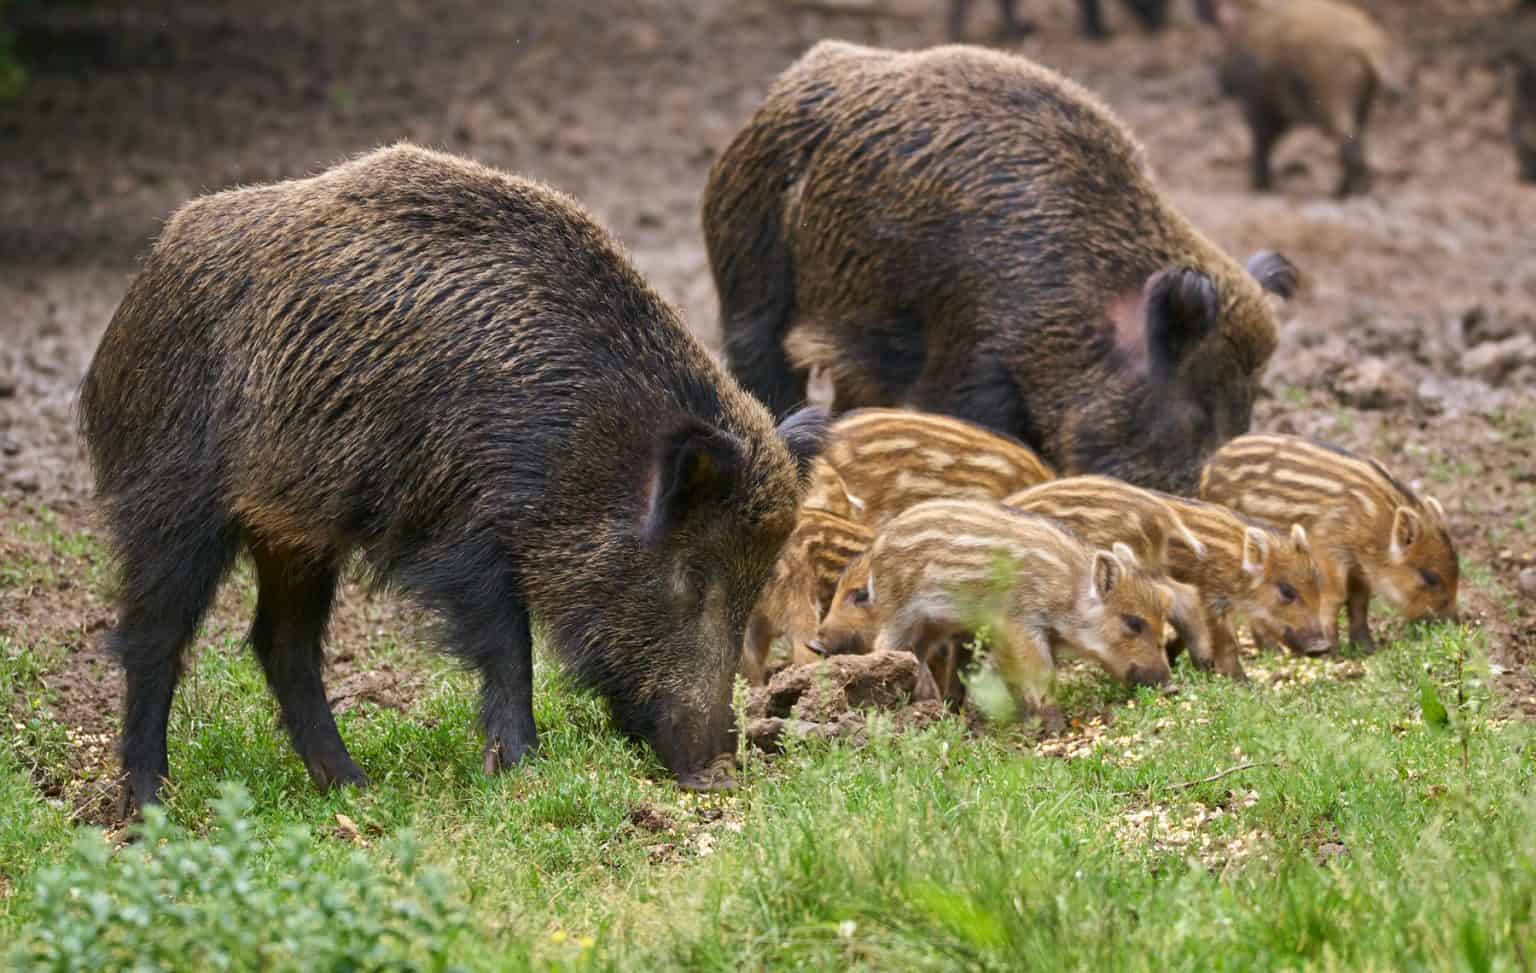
[[810, 629, 869, 657], [1126, 661, 1172, 688], [646, 687, 736, 789], [1282, 627, 1333, 657]]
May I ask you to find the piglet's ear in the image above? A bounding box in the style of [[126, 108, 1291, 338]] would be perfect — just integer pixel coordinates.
[[1245, 250, 1300, 299], [1290, 523, 1311, 556], [1092, 549, 1124, 601], [1241, 526, 1270, 578], [776, 406, 829, 481], [1144, 267, 1219, 380], [643, 419, 743, 543], [1389, 506, 1422, 563]]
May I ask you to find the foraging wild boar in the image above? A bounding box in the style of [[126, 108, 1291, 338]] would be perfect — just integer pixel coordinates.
[[1200, 434, 1459, 654], [704, 41, 1298, 495], [78, 144, 826, 813], [812, 408, 1055, 528], [1209, 0, 1397, 197], [810, 500, 1172, 729], [1008, 476, 1330, 674], [742, 509, 874, 684], [1003, 475, 1218, 676], [947, 0, 1169, 40]]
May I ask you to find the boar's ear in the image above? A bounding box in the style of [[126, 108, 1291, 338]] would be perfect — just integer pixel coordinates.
[[1091, 549, 1124, 601], [1144, 267, 1220, 381], [1245, 250, 1300, 299], [776, 406, 830, 480], [1241, 526, 1271, 578], [643, 419, 743, 542], [1389, 506, 1422, 562]]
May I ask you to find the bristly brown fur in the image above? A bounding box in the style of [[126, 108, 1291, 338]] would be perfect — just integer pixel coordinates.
[[78, 143, 826, 812], [703, 41, 1296, 495], [1007, 474, 1330, 673], [811, 408, 1055, 527], [813, 499, 1172, 728], [1200, 433, 1458, 653], [742, 509, 873, 684]]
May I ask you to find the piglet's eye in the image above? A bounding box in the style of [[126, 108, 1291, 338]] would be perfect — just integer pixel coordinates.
[[1277, 582, 1298, 604], [1420, 570, 1442, 589], [1123, 614, 1146, 636], [851, 587, 870, 606]]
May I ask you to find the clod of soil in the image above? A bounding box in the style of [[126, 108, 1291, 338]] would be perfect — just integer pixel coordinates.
[[747, 650, 941, 723]]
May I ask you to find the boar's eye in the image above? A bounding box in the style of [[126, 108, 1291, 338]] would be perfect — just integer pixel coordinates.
[[1122, 614, 1146, 636], [850, 586, 870, 607], [1277, 582, 1298, 604], [1420, 569, 1442, 589]]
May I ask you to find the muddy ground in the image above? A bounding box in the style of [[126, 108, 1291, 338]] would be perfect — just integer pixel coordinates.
[[1, 0, 1533, 818]]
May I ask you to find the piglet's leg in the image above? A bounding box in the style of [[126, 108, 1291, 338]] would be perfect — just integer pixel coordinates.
[[1345, 572, 1378, 655], [994, 622, 1066, 734]]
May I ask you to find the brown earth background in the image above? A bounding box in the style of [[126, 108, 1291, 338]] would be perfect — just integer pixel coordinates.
[[1, 0, 1533, 817]]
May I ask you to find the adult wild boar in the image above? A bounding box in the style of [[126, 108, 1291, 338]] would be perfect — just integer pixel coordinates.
[[79, 144, 825, 814], [703, 42, 1297, 495]]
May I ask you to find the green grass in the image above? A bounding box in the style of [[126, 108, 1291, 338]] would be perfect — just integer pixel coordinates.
[[3, 504, 1534, 969], [3, 613, 1534, 969]]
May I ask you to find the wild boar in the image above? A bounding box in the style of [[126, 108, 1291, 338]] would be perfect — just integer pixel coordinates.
[[810, 499, 1171, 730], [1008, 476, 1332, 675], [1200, 433, 1459, 653], [703, 41, 1298, 495], [1209, 0, 1398, 197], [742, 509, 874, 684], [78, 144, 825, 813], [811, 408, 1055, 528]]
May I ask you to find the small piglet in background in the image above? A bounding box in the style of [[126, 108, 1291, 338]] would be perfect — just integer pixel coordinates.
[[1200, 434, 1459, 654], [78, 144, 825, 813], [742, 509, 873, 685], [811, 499, 1172, 731], [1009, 477, 1331, 677], [809, 408, 1055, 528]]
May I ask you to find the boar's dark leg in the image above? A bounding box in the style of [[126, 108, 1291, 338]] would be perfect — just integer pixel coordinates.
[[994, 0, 1034, 37], [1335, 81, 1375, 198], [948, 0, 970, 38], [248, 540, 366, 791], [1077, 0, 1112, 39], [401, 538, 539, 772], [112, 512, 239, 815], [1245, 107, 1287, 192], [471, 599, 538, 775], [1345, 572, 1377, 655]]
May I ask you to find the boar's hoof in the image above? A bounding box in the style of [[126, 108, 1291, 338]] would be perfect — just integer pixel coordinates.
[[1348, 631, 1379, 656], [482, 736, 538, 776], [676, 753, 738, 793], [306, 752, 370, 792]]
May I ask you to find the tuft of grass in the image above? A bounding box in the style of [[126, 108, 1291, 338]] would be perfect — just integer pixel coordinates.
[[2, 555, 1534, 970]]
